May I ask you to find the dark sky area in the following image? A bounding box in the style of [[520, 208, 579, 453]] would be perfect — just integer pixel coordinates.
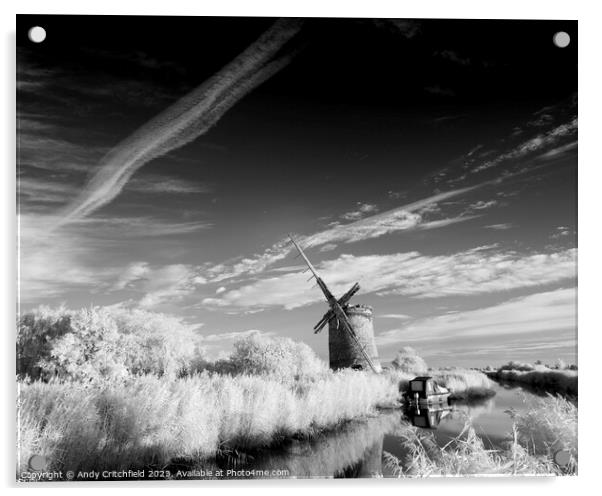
[[17, 15, 577, 367]]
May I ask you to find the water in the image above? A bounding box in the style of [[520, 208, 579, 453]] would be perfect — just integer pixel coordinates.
[[399, 380, 549, 451], [173, 381, 549, 479]]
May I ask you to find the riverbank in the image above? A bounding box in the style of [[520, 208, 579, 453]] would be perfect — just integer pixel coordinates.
[[387, 367, 496, 401], [385, 394, 577, 476], [484, 362, 577, 397], [17, 370, 399, 477]]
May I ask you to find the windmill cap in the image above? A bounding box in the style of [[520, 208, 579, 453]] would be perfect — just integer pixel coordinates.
[[345, 304, 373, 316]]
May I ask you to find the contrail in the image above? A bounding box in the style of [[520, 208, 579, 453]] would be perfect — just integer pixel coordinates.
[[58, 18, 303, 224]]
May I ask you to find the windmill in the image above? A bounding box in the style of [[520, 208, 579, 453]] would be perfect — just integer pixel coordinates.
[[289, 235, 381, 373]]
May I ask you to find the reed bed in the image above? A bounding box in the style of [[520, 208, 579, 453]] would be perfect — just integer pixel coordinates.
[[384, 394, 577, 476], [485, 363, 577, 396], [17, 369, 399, 475], [432, 368, 496, 400]]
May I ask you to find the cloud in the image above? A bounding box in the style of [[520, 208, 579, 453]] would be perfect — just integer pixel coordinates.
[[303, 186, 479, 247], [125, 174, 212, 194], [472, 117, 577, 173], [436, 50, 470, 66], [18, 176, 79, 206], [201, 329, 274, 342], [416, 215, 481, 230], [373, 19, 421, 39], [469, 200, 497, 210], [71, 216, 213, 238], [551, 226, 572, 239], [134, 264, 203, 307], [484, 223, 514, 230], [319, 243, 338, 253], [424, 85, 455, 97], [18, 213, 122, 302], [376, 287, 576, 345], [539, 140, 578, 160], [340, 202, 379, 221], [203, 246, 576, 310], [112, 262, 150, 290], [379, 314, 412, 320], [200, 184, 493, 285], [18, 211, 212, 303], [57, 18, 304, 224]]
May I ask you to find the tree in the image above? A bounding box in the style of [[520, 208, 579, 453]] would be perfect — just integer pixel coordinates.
[[18, 305, 205, 382], [228, 332, 327, 379], [391, 347, 428, 375]]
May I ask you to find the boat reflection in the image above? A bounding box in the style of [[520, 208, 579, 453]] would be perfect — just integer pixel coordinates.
[[404, 402, 453, 429]]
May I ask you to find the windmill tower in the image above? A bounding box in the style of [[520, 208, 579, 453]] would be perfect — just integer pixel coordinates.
[[289, 235, 382, 373]]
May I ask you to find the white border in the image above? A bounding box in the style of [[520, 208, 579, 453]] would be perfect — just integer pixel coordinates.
[[2, 1, 601, 495]]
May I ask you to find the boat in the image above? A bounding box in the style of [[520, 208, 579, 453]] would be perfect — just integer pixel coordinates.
[[406, 376, 450, 407]]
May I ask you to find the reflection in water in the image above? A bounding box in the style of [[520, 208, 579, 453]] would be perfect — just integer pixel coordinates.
[[404, 402, 453, 429], [177, 411, 402, 479]]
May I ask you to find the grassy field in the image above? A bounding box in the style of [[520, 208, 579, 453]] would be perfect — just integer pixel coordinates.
[[484, 361, 577, 397]]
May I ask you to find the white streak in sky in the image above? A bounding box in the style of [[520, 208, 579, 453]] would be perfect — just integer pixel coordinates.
[[58, 18, 303, 224]]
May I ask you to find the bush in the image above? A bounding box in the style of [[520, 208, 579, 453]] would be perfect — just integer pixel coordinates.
[[499, 361, 535, 372], [17, 305, 73, 380], [391, 347, 428, 375], [226, 333, 328, 379], [18, 306, 205, 381]]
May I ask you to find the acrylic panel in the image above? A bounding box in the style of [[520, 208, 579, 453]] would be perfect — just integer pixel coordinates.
[[16, 15, 577, 481]]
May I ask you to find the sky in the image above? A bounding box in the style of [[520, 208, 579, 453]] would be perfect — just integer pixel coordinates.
[[17, 15, 577, 368]]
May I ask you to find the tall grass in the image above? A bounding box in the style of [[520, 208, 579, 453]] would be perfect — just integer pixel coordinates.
[[486, 362, 578, 396], [510, 394, 577, 472], [384, 393, 577, 476], [17, 370, 399, 475], [432, 368, 495, 400]]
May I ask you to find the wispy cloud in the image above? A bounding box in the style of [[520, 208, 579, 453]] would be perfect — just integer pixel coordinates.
[[136, 264, 204, 307], [71, 216, 213, 238], [109, 262, 207, 307], [201, 329, 275, 342], [376, 287, 576, 345], [379, 314, 412, 320], [539, 140, 578, 160], [340, 202, 379, 221], [125, 174, 212, 195], [435, 49, 470, 66], [203, 246, 576, 310], [469, 200, 497, 210], [551, 226, 572, 239], [57, 19, 304, 224], [303, 186, 479, 247], [201, 184, 493, 284], [485, 223, 514, 230], [472, 117, 577, 173], [424, 85, 455, 97]]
